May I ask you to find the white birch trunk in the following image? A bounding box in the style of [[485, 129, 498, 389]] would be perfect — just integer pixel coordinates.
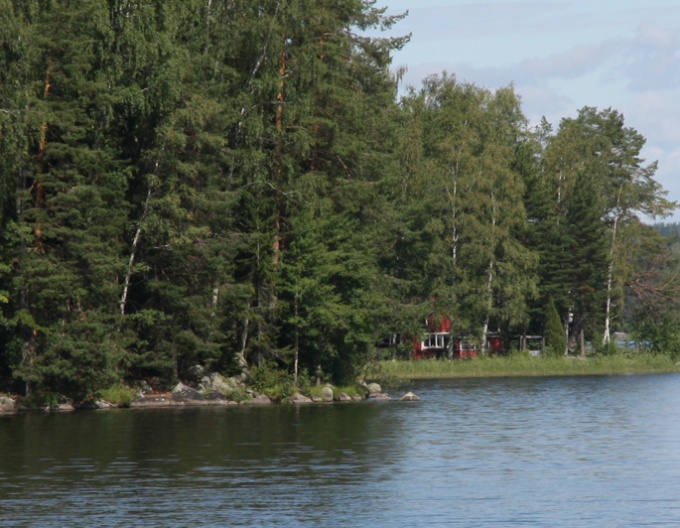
[[481, 195, 497, 354], [446, 169, 459, 292], [119, 186, 152, 315], [603, 188, 622, 345], [451, 178, 458, 282], [237, 308, 250, 370]]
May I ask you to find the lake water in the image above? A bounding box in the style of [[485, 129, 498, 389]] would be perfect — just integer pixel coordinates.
[[2, 374, 680, 527]]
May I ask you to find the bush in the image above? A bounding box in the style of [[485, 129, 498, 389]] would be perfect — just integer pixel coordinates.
[[594, 339, 619, 356], [22, 391, 60, 409], [227, 387, 249, 403], [98, 385, 135, 407], [250, 362, 296, 403]]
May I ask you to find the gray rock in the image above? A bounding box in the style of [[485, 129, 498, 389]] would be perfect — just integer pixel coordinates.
[[77, 399, 115, 410], [337, 392, 352, 402], [352, 394, 364, 401], [172, 382, 206, 402], [0, 396, 16, 413], [320, 386, 334, 402], [244, 394, 272, 405], [289, 393, 313, 404], [199, 372, 232, 393], [365, 382, 382, 395], [399, 391, 421, 402], [368, 392, 391, 401]]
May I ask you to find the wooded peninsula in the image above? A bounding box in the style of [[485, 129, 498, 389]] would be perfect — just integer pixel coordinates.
[[1, 1, 679, 405]]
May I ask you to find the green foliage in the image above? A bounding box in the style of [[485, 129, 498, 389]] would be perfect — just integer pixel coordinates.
[[0, 1, 676, 399], [632, 306, 680, 360], [250, 362, 297, 403], [21, 391, 61, 410], [331, 385, 364, 399], [98, 384, 135, 407], [544, 298, 566, 357], [361, 361, 403, 390], [594, 340, 619, 357]]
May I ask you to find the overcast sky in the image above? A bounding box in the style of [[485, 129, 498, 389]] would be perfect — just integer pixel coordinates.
[[374, 0, 680, 221]]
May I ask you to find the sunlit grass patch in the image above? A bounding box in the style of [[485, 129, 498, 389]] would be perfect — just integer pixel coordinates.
[[98, 385, 135, 407], [374, 352, 680, 380]]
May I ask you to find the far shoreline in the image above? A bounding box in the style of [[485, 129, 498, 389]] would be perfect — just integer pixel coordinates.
[[375, 353, 680, 380]]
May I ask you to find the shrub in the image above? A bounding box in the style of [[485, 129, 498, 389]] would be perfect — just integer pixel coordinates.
[[250, 362, 296, 403], [98, 385, 135, 407]]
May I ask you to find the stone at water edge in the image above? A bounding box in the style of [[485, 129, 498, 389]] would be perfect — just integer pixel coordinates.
[[399, 392, 421, 402], [336, 392, 352, 402], [0, 395, 16, 413], [320, 386, 334, 402], [244, 394, 272, 405], [171, 382, 206, 402], [360, 382, 381, 395], [199, 372, 237, 394], [289, 393, 313, 404]]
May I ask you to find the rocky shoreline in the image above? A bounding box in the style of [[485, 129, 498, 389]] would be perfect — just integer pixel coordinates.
[[0, 374, 421, 415]]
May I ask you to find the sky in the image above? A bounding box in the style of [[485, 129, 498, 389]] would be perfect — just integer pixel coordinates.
[[373, 0, 680, 222]]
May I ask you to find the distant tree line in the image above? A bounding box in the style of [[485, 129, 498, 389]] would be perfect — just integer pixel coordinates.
[[0, 0, 677, 400]]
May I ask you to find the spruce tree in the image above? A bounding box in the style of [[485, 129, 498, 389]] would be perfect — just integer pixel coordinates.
[[10, 0, 129, 398], [564, 172, 609, 356], [545, 297, 566, 356]]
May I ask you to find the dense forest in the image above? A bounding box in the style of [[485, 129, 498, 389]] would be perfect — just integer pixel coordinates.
[[0, 0, 679, 401]]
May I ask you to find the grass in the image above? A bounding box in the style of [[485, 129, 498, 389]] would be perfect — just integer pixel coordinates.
[[373, 352, 680, 380], [98, 385, 136, 407]]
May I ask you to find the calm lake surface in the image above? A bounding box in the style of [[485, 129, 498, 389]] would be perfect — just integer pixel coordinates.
[[2, 374, 680, 527]]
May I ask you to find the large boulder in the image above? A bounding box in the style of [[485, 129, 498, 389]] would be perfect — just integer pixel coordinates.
[[289, 393, 313, 404], [172, 382, 206, 402], [320, 386, 334, 402], [361, 382, 381, 395], [199, 372, 233, 393], [0, 395, 16, 413], [368, 382, 382, 394]]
